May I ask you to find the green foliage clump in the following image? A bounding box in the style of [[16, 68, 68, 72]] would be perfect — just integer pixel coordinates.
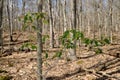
[[19, 12, 49, 52], [42, 35, 49, 44], [83, 38, 102, 47], [19, 12, 48, 31], [94, 48, 103, 54], [59, 30, 84, 49], [19, 11, 111, 57], [19, 42, 37, 51], [100, 38, 110, 45], [0, 75, 12, 80], [82, 37, 110, 54], [99, 36, 111, 45], [59, 30, 110, 54], [19, 35, 49, 52], [52, 50, 63, 59]]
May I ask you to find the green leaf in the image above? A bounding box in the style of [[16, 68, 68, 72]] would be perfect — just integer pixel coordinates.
[[66, 42, 75, 49], [24, 43, 30, 47], [22, 25, 28, 31], [95, 48, 103, 54], [83, 38, 91, 45], [76, 60, 84, 64], [36, 12, 45, 19], [31, 45, 37, 50], [36, 15, 40, 20], [18, 17, 21, 21], [45, 52, 48, 59], [59, 30, 71, 46], [104, 38, 110, 44], [31, 26, 37, 30], [63, 30, 70, 38], [78, 32, 84, 39], [40, 12, 45, 18], [93, 40, 99, 46], [60, 30, 84, 48], [24, 14, 28, 23], [0, 75, 12, 80], [74, 31, 84, 40], [70, 29, 76, 33], [56, 51, 62, 58], [21, 44, 25, 49], [43, 20, 48, 24], [42, 35, 49, 44], [29, 16, 33, 22], [52, 51, 62, 59]]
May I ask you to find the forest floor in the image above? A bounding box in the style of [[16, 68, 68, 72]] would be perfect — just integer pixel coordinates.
[[0, 32, 120, 80]]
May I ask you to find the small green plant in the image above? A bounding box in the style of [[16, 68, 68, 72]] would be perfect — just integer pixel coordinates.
[[19, 42, 37, 51], [19, 12, 48, 31], [19, 12, 49, 52], [42, 35, 49, 44], [83, 38, 101, 47], [83, 37, 110, 54], [59, 30, 109, 55], [103, 38, 111, 44], [0, 75, 12, 80], [94, 48, 103, 54], [19, 12, 50, 80], [99, 36, 111, 45], [19, 11, 112, 79], [59, 29, 84, 49], [83, 38, 103, 54], [52, 50, 63, 59]]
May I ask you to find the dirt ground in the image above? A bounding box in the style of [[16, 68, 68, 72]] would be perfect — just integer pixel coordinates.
[[0, 32, 120, 80]]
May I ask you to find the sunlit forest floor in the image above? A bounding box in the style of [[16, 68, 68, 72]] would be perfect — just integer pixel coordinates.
[[0, 32, 120, 80]]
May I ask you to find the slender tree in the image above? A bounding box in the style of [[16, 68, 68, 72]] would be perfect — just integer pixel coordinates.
[[48, 0, 54, 48], [7, 0, 13, 41], [108, 0, 113, 43], [22, 0, 25, 15], [0, 0, 4, 46], [67, 0, 77, 61], [37, 0, 43, 80], [98, 0, 104, 40], [63, 0, 67, 32]]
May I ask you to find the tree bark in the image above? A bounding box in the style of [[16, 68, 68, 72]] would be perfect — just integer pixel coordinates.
[[22, 0, 25, 15], [49, 0, 54, 48], [0, 0, 4, 46], [37, 0, 43, 80], [67, 0, 77, 61], [7, 0, 13, 42], [108, 0, 113, 43]]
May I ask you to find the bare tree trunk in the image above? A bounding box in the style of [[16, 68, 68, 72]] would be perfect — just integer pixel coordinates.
[[15, 1, 19, 31], [20, 0, 26, 31], [0, 0, 4, 49], [78, 0, 82, 46], [108, 0, 113, 43], [68, 0, 77, 61], [93, 0, 97, 39], [22, 0, 25, 15], [79, 0, 82, 32], [49, 0, 54, 48], [63, 0, 67, 32], [98, 0, 103, 40], [86, 0, 91, 37], [7, 0, 13, 42], [11, 0, 15, 31], [37, 0, 43, 80]]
